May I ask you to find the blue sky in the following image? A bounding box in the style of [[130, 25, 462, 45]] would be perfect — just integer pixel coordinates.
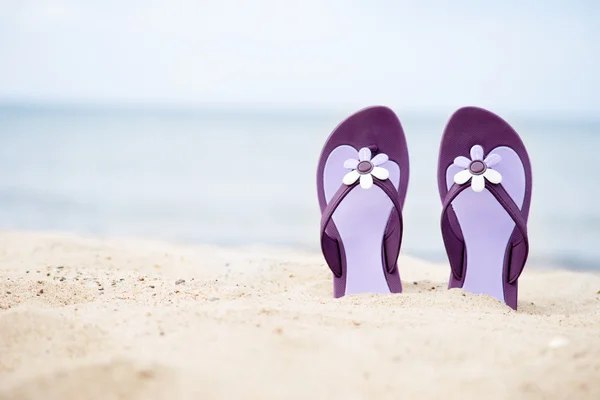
[[0, 0, 598, 114]]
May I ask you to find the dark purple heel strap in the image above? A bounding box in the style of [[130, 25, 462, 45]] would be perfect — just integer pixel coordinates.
[[441, 182, 529, 283], [320, 179, 404, 277]]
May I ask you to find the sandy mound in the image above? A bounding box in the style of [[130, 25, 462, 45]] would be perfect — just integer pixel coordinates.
[[0, 231, 599, 399]]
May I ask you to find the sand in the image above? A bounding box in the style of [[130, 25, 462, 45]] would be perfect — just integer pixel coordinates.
[[0, 231, 599, 400]]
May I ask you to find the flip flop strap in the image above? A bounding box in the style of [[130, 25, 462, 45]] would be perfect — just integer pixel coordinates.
[[320, 179, 404, 277], [441, 182, 529, 283]]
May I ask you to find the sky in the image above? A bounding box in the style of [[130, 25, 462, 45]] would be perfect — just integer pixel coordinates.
[[0, 0, 599, 114]]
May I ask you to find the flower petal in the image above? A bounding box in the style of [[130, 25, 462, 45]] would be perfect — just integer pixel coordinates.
[[454, 169, 472, 185], [470, 145, 484, 161], [371, 167, 389, 180], [343, 170, 360, 185], [484, 153, 502, 167], [358, 147, 372, 162], [453, 156, 471, 168], [360, 173, 373, 189], [371, 153, 389, 166], [483, 168, 502, 184], [343, 158, 359, 169], [471, 175, 485, 192]]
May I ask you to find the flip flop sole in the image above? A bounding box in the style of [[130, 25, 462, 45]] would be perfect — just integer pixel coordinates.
[[438, 107, 532, 309], [317, 106, 409, 297]]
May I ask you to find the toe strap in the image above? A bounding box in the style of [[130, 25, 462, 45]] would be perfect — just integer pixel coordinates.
[[320, 179, 404, 277], [441, 182, 529, 284]]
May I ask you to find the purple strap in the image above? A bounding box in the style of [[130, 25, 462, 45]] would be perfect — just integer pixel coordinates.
[[441, 182, 529, 284], [320, 178, 404, 277]]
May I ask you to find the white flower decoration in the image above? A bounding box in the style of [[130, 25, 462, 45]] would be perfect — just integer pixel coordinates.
[[453, 145, 502, 193], [342, 147, 390, 190]]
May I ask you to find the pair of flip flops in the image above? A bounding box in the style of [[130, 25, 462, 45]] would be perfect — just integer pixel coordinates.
[[316, 106, 532, 310]]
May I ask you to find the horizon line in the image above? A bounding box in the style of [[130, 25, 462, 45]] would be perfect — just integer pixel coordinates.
[[0, 98, 599, 124]]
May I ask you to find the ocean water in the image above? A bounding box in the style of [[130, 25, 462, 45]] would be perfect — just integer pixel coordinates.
[[0, 105, 598, 270]]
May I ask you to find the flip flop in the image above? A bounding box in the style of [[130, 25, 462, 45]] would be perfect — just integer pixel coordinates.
[[316, 106, 409, 297], [437, 106, 532, 309]]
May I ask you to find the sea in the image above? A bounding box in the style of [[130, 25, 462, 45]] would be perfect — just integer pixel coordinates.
[[0, 104, 598, 270]]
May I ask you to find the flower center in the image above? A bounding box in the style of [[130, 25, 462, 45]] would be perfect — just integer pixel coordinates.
[[357, 161, 373, 174], [469, 160, 487, 175]]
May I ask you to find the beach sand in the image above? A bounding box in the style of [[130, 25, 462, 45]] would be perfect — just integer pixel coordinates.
[[0, 231, 599, 399]]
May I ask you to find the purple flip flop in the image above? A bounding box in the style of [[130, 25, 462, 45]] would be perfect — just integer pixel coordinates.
[[438, 107, 532, 310], [317, 106, 409, 297]]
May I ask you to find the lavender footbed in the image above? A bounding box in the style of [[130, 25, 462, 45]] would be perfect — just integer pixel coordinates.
[[317, 106, 409, 297], [438, 107, 532, 309]]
